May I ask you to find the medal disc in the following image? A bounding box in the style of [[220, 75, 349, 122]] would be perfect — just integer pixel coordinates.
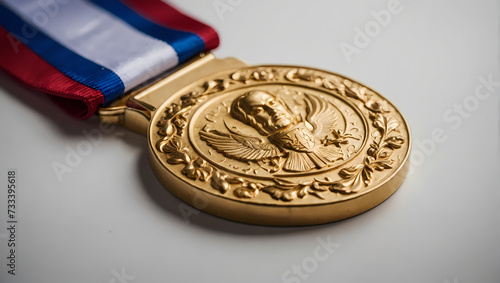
[[148, 65, 411, 226]]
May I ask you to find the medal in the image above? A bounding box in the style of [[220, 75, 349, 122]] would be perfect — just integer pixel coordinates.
[[0, 0, 410, 225]]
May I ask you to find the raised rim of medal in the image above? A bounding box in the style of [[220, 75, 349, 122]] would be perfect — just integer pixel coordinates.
[[147, 65, 411, 206]]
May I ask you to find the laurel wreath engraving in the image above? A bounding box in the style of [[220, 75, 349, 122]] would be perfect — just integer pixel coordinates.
[[156, 68, 405, 201]]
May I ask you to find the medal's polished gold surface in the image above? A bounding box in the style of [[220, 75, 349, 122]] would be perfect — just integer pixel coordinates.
[[98, 53, 411, 226]]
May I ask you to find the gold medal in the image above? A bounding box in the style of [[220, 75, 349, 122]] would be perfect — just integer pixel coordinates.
[[98, 53, 411, 226]]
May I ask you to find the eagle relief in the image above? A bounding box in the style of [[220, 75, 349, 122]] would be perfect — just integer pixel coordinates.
[[199, 90, 347, 173]]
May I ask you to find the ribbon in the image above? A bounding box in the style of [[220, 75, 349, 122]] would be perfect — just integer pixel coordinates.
[[0, 0, 219, 118]]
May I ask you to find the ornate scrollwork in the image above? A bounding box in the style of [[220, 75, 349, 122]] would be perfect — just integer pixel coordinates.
[[283, 68, 406, 194], [155, 67, 406, 202], [328, 113, 404, 193]]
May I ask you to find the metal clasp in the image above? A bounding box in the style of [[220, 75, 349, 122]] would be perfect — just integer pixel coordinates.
[[96, 90, 152, 135], [96, 53, 248, 135]]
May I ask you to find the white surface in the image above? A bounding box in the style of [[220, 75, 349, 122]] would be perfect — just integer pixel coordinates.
[[1, 1, 499, 282]]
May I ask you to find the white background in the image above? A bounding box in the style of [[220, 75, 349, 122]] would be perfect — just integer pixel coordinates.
[[1, 0, 499, 282]]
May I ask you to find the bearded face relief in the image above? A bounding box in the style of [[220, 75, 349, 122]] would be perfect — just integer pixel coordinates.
[[231, 91, 296, 136]]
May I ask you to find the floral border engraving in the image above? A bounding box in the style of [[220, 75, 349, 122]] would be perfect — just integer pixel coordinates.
[[155, 68, 406, 201]]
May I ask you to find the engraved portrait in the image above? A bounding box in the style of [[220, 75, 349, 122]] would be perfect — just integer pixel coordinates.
[[199, 90, 344, 172]]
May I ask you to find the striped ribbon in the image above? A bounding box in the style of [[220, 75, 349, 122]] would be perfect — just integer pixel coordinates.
[[0, 0, 219, 118]]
